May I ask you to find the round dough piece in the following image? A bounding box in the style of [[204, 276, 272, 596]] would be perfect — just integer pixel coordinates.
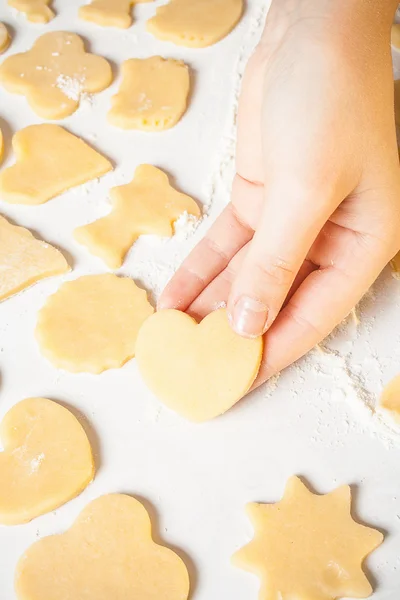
[[16, 494, 190, 600], [36, 274, 154, 374], [146, 0, 243, 48], [0, 397, 94, 525], [135, 308, 263, 422], [0, 22, 10, 54], [108, 57, 190, 131]]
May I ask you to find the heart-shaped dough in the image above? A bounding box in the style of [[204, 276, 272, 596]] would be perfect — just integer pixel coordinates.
[[0, 398, 94, 525], [135, 308, 263, 422], [16, 494, 190, 600]]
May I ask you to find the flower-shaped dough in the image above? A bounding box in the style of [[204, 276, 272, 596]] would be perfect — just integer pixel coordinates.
[[0, 31, 112, 119], [74, 165, 200, 268], [233, 476, 384, 600], [79, 0, 154, 29], [36, 273, 154, 373], [135, 308, 263, 422], [15, 494, 190, 600], [108, 57, 190, 131], [7, 0, 55, 23], [0, 22, 10, 54], [0, 397, 94, 525], [0, 124, 112, 205], [146, 0, 243, 48], [0, 214, 69, 302]]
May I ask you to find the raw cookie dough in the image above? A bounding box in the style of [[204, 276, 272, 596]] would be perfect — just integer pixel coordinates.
[[16, 494, 190, 600], [0, 32, 112, 120], [380, 375, 400, 421], [233, 476, 383, 600], [0, 22, 10, 54], [74, 165, 200, 269], [108, 57, 190, 131], [0, 397, 94, 525], [135, 308, 263, 422], [392, 24, 400, 49], [7, 0, 55, 23], [146, 0, 243, 48], [0, 124, 112, 205], [79, 0, 154, 29], [0, 215, 69, 302], [36, 273, 154, 374]]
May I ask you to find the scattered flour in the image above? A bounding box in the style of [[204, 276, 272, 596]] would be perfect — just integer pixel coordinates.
[[56, 74, 94, 108], [30, 452, 45, 474]]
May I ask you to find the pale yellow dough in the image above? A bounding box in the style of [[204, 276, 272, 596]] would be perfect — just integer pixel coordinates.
[[380, 375, 400, 421], [36, 273, 154, 374], [0, 32, 112, 119], [146, 0, 243, 48], [108, 57, 190, 131], [79, 0, 154, 29], [0, 215, 69, 302], [16, 494, 190, 600], [135, 308, 263, 422], [0, 22, 11, 54], [0, 398, 94, 525], [0, 124, 112, 205], [233, 476, 383, 600], [74, 165, 200, 269], [7, 0, 55, 23]]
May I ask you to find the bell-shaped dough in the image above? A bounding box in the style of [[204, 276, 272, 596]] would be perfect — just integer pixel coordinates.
[[108, 56, 190, 131], [74, 165, 200, 269], [0, 397, 94, 525], [16, 494, 190, 600], [0, 22, 10, 54], [0, 215, 69, 302], [135, 308, 263, 422], [0, 31, 112, 119], [7, 0, 55, 23], [36, 273, 154, 374], [0, 124, 112, 205], [79, 0, 154, 29], [146, 0, 243, 48], [233, 476, 383, 600]]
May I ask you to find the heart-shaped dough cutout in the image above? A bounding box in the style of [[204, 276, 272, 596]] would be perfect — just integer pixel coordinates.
[[16, 494, 190, 600], [136, 308, 263, 422], [0, 398, 94, 525]]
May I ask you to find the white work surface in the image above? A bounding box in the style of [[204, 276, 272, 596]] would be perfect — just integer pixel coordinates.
[[1, 0, 400, 598]]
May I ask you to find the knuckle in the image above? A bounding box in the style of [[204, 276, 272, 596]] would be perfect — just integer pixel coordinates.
[[253, 255, 296, 288], [285, 303, 325, 339]]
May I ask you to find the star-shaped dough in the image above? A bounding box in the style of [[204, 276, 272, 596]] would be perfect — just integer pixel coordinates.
[[0, 22, 10, 54], [79, 0, 153, 29], [74, 164, 200, 269], [0, 215, 70, 302], [233, 476, 383, 600], [0, 31, 112, 119], [7, 0, 55, 23], [16, 494, 190, 600], [0, 124, 112, 205], [108, 56, 190, 131]]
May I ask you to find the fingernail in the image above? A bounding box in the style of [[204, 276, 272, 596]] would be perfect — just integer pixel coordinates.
[[231, 296, 268, 338]]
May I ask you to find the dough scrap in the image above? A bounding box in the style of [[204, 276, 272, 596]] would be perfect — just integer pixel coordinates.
[[0, 31, 112, 119], [7, 0, 55, 23], [108, 56, 190, 131], [380, 375, 400, 421], [146, 0, 243, 48], [79, 0, 154, 29], [74, 165, 200, 269], [16, 494, 190, 600], [0, 124, 112, 205], [135, 308, 263, 422], [233, 476, 383, 600], [0, 22, 10, 54], [36, 273, 154, 374], [0, 215, 69, 302], [0, 397, 94, 525]]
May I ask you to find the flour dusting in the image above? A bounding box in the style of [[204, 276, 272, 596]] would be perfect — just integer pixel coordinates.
[[56, 74, 93, 107]]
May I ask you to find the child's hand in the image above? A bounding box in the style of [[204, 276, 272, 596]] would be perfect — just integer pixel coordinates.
[[159, 0, 400, 387]]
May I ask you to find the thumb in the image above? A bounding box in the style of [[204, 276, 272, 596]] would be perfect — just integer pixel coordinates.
[[227, 179, 338, 338]]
